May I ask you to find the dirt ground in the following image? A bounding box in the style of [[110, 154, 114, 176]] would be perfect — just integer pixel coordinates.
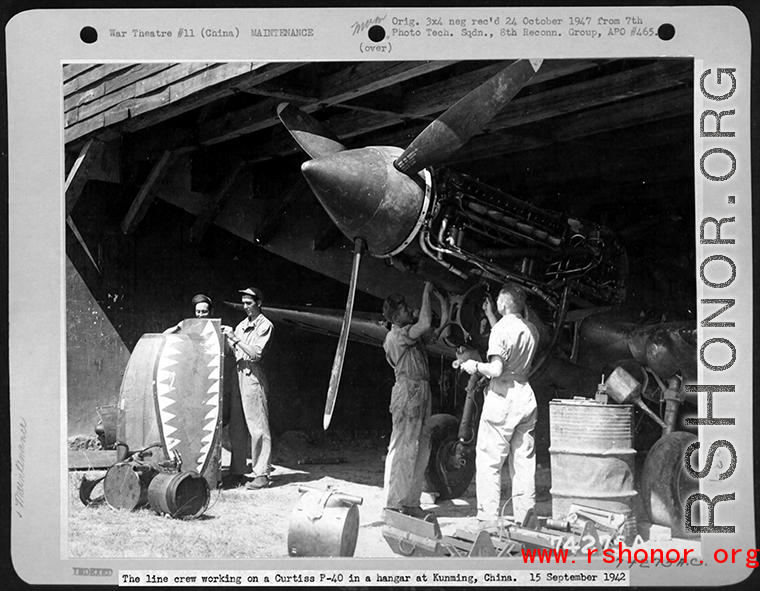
[[260, 433, 554, 559], [69, 431, 699, 560], [68, 430, 554, 559]]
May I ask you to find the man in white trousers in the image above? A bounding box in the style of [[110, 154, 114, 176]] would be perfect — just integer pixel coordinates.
[[460, 283, 539, 526]]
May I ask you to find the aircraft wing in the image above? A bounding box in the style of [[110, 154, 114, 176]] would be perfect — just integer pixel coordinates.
[[261, 304, 456, 359]]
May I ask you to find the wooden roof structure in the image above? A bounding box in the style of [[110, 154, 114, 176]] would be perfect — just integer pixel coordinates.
[[63, 59, 695, 304]]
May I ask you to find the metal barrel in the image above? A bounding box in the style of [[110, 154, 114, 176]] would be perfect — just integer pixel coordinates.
[[287, 488, 362, 557], [148, 471, 210, 518], [549, 400, 637, 536], [103, 462, 153, 510]]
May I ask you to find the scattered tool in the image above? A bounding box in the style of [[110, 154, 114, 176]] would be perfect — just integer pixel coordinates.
[[568, 504, 627, 540], [382, 504, 628, 558]]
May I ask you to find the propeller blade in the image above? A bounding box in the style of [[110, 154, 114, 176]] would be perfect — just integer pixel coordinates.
[[394, 59, 543, 175], [277, 103, 347, 159], [323, 237, 365, 430]]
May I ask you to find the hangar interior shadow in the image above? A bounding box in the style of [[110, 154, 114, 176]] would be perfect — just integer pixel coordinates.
[[66, 184, 459, 444], [66, 159, 696, 468], [65, 59, 698, 472]]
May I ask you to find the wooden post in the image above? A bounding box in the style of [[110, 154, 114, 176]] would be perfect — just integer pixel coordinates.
[[189, 161, 248, 244], [66, 216, 101, 275], [120, 150, 176, 235], [65, 138, 105, 216]]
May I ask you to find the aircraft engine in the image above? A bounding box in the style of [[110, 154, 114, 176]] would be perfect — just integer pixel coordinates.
[[418, 168, 629, 313]]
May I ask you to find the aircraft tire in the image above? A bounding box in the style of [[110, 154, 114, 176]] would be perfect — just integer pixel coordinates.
[[640, 430, 699, 538], [423, 413, 476, 500]]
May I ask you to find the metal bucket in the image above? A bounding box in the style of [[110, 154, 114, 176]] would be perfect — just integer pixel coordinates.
[[287, 487, 363, 557], [549, 400, 637, 530], [148, 471, 210, 519], [103, 461, 155, 510]]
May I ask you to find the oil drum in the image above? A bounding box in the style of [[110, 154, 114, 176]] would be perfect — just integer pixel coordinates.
[[148, 471, 210, 519], [103, 461, 155, 510], [549, 400, 637, 538], [287, 487, 363, 557]]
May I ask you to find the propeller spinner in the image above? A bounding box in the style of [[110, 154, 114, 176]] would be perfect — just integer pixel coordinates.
[[278, 59, 542, 429]]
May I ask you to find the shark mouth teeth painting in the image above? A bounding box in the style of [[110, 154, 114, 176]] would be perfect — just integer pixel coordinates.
[[118, 319, 224, 488], [154, 320, 223, 478]]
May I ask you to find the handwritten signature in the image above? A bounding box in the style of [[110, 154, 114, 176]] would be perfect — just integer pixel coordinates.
[[14, 416, 27, 517], [350, 15, 386, 36]]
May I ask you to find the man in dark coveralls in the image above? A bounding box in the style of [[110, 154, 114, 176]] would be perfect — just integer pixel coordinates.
[[381, 281, 436, 519]]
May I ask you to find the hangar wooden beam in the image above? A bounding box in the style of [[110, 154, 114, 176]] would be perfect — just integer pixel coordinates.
[[449, 87, 692, 165], [318, 59, 603, 140], [226, 59, 609, 163], [121, 150, 177, 235], [65, 62, 304, 144], [66, 216, 100, 275], [190, 161, 249, 243], [208, 60, 489, 153], [241, 78, 317, 103], [316, 60, 459, 105], [337, 88, 407, 119], [484, 59, 692, 132], [73, 59, 608, 168], [198, 61, 458, 146], [362, 61, 691, 162], [65, 138, 105, 216]]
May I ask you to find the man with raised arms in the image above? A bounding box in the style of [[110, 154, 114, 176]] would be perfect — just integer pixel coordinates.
[[381, 282, 437, 519], [460, 282, 540, 526]]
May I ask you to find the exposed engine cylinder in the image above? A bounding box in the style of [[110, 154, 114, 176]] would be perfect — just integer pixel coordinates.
[[421, 169, 628, 311]]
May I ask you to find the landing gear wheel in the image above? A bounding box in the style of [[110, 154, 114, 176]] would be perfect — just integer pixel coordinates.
[[423, 413, 476, 500], [641, 431, 699, 538]]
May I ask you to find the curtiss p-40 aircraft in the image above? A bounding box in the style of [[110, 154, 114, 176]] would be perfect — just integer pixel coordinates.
[[261, 59, 698, 536], [65, 58, 698, 537]]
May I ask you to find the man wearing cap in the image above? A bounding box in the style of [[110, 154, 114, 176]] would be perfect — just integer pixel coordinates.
[[164, 294, 214, 333], [459, 282, 539, 527], [222, 287, 274, 490], [381, 281, 436, 519]]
